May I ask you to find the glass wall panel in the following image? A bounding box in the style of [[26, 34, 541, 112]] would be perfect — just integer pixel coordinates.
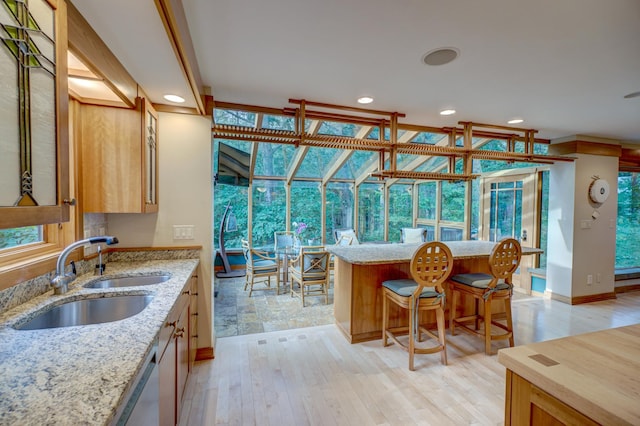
[[213, 184, 248, 249], [317, 121, 361, 137], [254, 143, 295, 177], [290, 181, 322, 244], [358, 183, 384, 242], [440, 227, 463, 241], [252, 180, 286, 246], [441, 181, 465, 222], [616, 172, 640, 268], [296, 147, 337, 178], [214, 109, 256, 127], [388, 184, 413, 242], [424, 225, 435, 241], [412, 132, 446, 144], [326, 182, 354, 242], [539, 171, 549, 268], [262, 114, 295, 131], [417, 182, 437, 220], [488, 181, 523, 241], [334, 150, 374, 179]]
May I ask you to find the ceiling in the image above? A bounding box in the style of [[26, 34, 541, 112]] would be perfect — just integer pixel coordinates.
[[73, 0, 640, 143]]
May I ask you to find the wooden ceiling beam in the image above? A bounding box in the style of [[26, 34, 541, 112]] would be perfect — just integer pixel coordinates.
[[154, 0, 206, 115], [67, 2, 137, 107]]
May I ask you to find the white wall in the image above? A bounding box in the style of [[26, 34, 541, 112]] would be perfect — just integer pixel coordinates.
[[107, 112, 214, 350], [547, 151, 618, 300]]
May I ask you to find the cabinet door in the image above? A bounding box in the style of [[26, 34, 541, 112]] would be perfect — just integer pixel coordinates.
[[79, 97, 159, 213], [189, 274, 198, 369], [158, 337, 177, 426], [0, 0, 70, 228], [176, 302, 190, 420], [80, 104, 142, 213], [506, 371, 599, 426]]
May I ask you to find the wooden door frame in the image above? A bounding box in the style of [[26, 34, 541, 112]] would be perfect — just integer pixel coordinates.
[[479, 167, 547, 293]]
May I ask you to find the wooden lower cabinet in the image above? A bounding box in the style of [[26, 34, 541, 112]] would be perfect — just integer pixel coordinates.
[[504, 370, 599, 426], [158, 275, 197, 426]]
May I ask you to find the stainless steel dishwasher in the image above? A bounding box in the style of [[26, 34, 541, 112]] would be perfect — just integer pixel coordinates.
[[116, 342, 159, 425]]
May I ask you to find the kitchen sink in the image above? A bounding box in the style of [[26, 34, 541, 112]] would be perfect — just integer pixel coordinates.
[[15, 295, 154, 330], [84, 274, 171, 289]]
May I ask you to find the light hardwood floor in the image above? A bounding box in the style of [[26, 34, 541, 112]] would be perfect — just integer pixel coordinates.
[[181, 291, 640, 425]]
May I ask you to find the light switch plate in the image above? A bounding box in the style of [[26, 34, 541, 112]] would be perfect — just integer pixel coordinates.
[[173, 225, 195, 240]]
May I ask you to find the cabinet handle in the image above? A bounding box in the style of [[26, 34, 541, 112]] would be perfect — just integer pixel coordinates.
[[192, 312, 198, 316], [191, 292, 198, 296], [182, 290, 190, 295], [165, 321, 177, 328], [174, 327, 185, 338]]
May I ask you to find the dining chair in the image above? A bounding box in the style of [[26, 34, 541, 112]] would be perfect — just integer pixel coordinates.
[[289, 246, 330, 307], [381, 241, 453, 370], [449, 238, 522, 355], [241, 239, 281, 296], [333, 228, 359, 245], [400, 227, 428, 243]]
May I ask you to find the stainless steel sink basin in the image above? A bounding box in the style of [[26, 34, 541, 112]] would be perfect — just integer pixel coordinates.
[[15, 295, 154, 330], [84, 274, 170, 289]]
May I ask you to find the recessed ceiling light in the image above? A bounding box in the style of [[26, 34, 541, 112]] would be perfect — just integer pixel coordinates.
[[357, 96, 374, 104], [624, 91, 640, 99], [164, 94, 185, 103], [508, 118, 524, 124], [439, 109, 456, 116], [422, 47, 460, 66]]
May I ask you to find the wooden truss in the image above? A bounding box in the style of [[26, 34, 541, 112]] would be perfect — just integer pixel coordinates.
[[212, 99, 574, 182]]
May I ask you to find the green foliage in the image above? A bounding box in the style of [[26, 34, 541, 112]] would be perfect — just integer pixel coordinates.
[[388, 185, 413, 241], [616, 172, 640, 268]]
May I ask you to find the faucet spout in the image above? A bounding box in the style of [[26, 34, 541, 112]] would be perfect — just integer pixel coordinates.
[[51, 236, 119, 294]]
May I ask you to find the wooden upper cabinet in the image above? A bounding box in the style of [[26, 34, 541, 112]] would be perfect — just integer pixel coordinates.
[[0, 0, 70, 229], [79, 97, 159, 213]]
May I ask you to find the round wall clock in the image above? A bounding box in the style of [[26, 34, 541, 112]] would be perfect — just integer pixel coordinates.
[[589, 178, 610, 203]]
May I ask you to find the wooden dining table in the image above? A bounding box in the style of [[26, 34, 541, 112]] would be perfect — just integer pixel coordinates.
[[326, 241, 542, 343]]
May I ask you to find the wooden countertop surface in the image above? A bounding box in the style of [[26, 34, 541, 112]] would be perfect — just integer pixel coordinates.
[[498, 323, 640, 425], [327, 240, 542, 265]]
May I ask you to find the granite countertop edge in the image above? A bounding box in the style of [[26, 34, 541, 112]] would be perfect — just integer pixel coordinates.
[[0, 258, 199, 426], [327, 241, 542, 264]]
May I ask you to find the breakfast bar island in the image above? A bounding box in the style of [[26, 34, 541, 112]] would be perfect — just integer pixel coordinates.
[[327, 241, 541, 343]]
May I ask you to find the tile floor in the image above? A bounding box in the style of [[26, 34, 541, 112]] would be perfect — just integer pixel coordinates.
[[213, 273, 334, 337], [213, 271, 532, 338]]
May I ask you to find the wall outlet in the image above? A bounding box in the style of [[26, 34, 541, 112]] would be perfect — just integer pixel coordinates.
[[587, 274, 593, 285], [173, 225, 195, 240]]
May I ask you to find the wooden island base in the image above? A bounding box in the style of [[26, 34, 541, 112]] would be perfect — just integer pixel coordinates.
[[329, 241, 541, 344], [333, 256, 496, 343]]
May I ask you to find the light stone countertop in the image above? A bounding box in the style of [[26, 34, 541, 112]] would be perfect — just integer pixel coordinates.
[[0, 259, 199, 426], [498, 324, 640, 425], [327, 240, 542, 265]]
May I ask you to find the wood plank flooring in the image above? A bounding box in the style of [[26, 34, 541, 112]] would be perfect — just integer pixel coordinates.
[[181, 292, 640, 425]]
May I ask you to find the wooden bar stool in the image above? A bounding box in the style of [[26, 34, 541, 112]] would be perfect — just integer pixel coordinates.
[[449, 238, 522, 355], [382, 241, 453, 370]]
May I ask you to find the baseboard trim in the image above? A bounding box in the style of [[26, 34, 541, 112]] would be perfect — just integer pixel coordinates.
[[196, 347, 214, 361], [548, 291, 616, 305], [570, 292, 617, 305], [615, 284, 640, 294]]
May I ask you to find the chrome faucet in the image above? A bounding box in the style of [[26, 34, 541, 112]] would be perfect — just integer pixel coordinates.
[[51, 236, 119, 294]]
